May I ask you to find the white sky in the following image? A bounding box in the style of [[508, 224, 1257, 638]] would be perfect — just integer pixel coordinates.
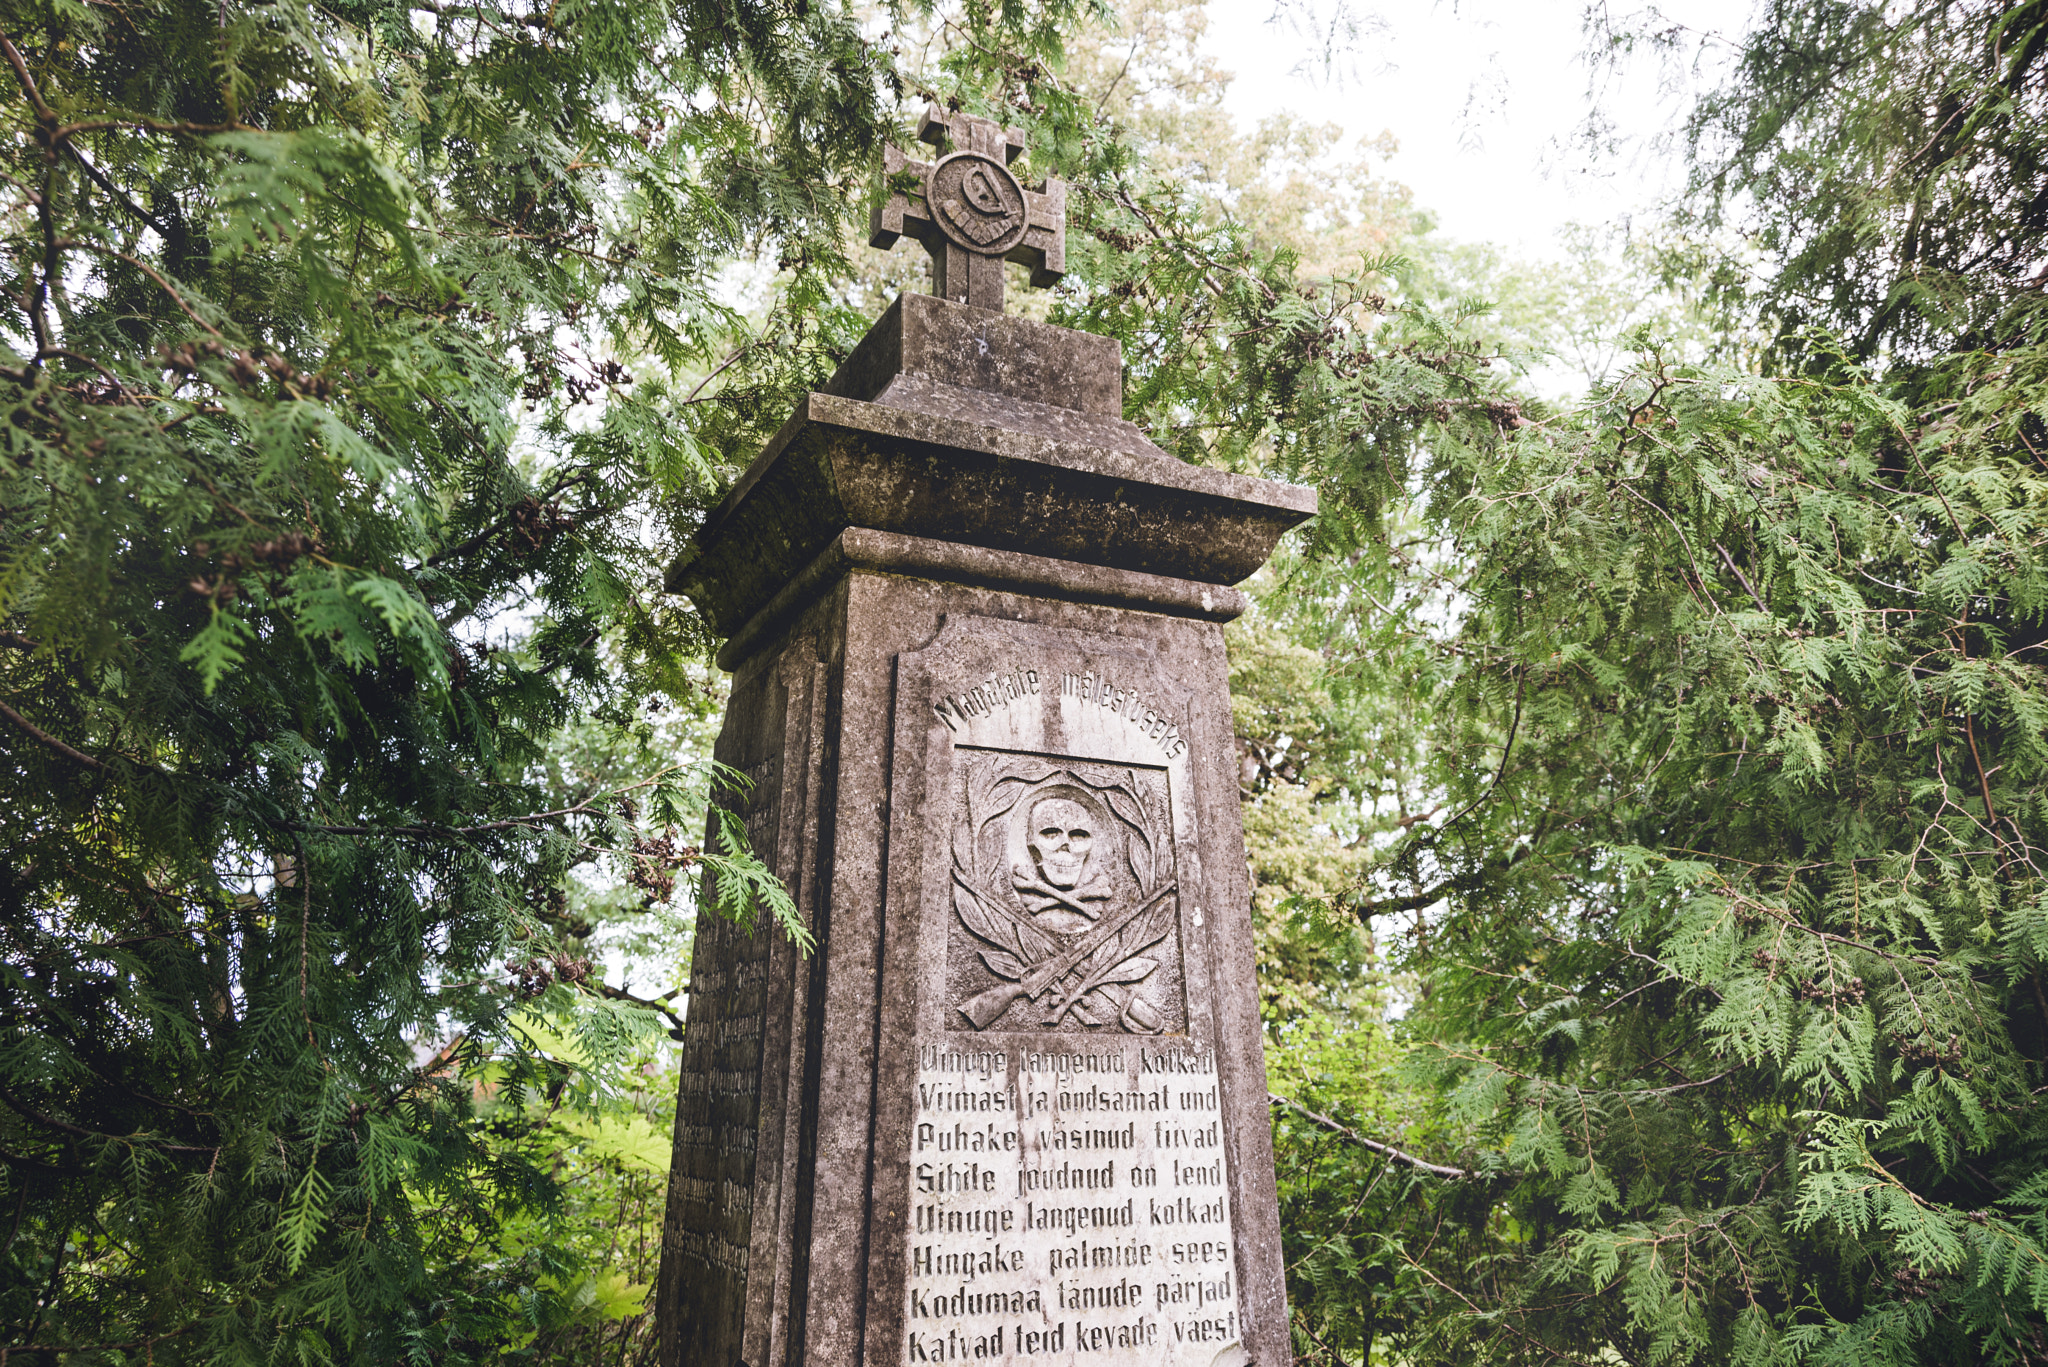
[[1196, 0, 1759, 257]]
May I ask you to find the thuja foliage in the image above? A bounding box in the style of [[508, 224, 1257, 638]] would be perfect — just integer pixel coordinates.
[[1672, 0, 2048, 362], [1010, 2, 2048, 1362], [1373, 341, 2048, 1364], [1240, 2, 2048, 1363], [0, 0, 1091, 1359], [10, 0, 2039, 1360]]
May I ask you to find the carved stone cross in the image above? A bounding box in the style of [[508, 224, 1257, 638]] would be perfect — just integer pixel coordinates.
[[868, 105, 1066, 314]]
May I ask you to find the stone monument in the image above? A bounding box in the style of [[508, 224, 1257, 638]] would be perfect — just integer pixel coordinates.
[[654, 105, 1315, 1367]]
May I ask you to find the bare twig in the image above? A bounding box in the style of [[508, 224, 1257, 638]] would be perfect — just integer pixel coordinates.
[[0, 1083, 211, 1154], [1714, 541, 1770, 613], [1109, 177, 1229, 301], [0, 32, 56, 124], [1439, 666, 1526, 834], [0, 1330, 192, 1360], [61, 144, 175, 241], [0, 697, 106, 771], [51, 116, 247, 141], [291, 765, 688, 839], [595, 981, 685, 1034], [422, 469, 594, 568], [58, 239, 224, 337], [1269, 1092, 1472, 1179], [1348, 876, 1459, 920], [682, 342, 755, 404]]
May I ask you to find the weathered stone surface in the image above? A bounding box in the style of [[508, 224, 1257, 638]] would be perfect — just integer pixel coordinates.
[[713, 528, 1249, 671], [824, 293, 1121, 419], [665, 295, 1313, 640], [870, 107, 1066, 313], [656, 286, 1309, 1367]]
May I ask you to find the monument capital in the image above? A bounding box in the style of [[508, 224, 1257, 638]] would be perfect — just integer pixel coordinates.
[[869, 104, 1066, 314]]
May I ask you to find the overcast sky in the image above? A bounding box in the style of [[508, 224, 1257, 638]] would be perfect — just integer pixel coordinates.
[[1195, 0, 1759, 256]]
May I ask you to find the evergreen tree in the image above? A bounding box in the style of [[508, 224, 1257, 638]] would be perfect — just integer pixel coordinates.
[[1294, 2, 2048, 1360], [1038, 2, 2048, 1361], [0, 0, 1077, 1356], [25, 0, 2040, 1359]]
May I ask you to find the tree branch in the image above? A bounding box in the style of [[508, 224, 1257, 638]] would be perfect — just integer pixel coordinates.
[[1714, 541, 1770, 613], [289, 806, 595, 838], [287, 765, 688, 840], [61, 142, 176, 241], [0, 1082, 211, 1154], [2, 31, 58, 358], [1438, 664, 1525, 833], [1347, 877, 1459, 920], [50, 117, 249, 142], [594, 981, 686, 1036], [682, 342, 756, 404], [1109, 177, 1230, 301], [57, 238, 224, 337], [422, 470, 594, 568], [1, 1330, 192, 1361], [0, 32, 56, 125], [0, 697, 106, 771], [1269, 1092, 1472, 1179]]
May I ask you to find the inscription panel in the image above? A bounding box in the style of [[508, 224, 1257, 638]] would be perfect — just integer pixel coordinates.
[[904, 1045, 1241, 1364], [894, 625, 1244, 1366], [666, 746, 781, 1361]]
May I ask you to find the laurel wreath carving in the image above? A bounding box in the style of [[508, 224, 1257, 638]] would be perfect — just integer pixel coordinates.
[[951, 756, 1178, 1033]]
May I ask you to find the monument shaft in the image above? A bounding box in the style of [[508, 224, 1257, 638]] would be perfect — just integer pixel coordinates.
[[657, 120, 1311, 1364]]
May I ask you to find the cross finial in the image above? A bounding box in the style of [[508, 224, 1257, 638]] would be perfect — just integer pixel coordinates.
[[868, 105, 1066, 314]]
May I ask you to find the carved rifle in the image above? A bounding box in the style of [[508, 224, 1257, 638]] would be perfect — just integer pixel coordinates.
[[956, 880, 1178, 1030]]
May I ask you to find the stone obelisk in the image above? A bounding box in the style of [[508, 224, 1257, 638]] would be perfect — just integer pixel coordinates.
[[654, 106, 1315, 1367]]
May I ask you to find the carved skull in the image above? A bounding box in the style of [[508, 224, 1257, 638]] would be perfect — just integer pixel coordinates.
[[1026, 797, 1095, 890]]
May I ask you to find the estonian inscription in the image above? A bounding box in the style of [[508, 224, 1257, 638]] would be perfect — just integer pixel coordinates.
[[932, 665, 1186, 764], [904, 1046, 1242, 1363], [933, 666, 1042, 733], [946, 750, 1187, 1036], [1058, 670, 1186, 760], [667, 752, 782, 1316]]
